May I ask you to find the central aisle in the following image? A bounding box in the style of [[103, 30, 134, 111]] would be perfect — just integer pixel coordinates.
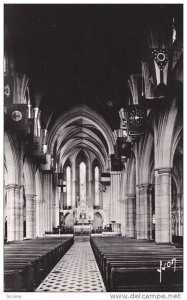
[[36, 236, 106, 292]]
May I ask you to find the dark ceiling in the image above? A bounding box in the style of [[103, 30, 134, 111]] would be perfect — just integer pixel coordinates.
[[4, 4, 183, 130]]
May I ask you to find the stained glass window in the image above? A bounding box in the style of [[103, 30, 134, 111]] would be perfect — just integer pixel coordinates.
[[66, 166, 71, 207], [95, 166, 100, 206], [80, 162, 86, 202]]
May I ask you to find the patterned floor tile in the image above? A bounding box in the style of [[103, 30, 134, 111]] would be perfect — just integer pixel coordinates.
[[36, 236, 106, 292]]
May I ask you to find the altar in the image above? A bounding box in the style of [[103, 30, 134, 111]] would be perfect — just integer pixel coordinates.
[[72, 201, 94, 235], [74, 224, 92, 235]]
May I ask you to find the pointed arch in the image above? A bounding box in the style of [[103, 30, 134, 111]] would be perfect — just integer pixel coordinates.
[[154, 98, 179, 167], [64, 213, 74, 227], [92, 212, 103, 230], [63, 159, 72, 208], [48, 105, 115, 155]]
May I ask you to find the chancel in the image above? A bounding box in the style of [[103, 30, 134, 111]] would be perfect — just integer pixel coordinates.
[[4, 4, 183, 293]]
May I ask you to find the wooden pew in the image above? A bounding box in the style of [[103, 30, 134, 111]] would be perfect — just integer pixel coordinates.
[[91, 236, 183, 292], [4, 236, 74, 292]]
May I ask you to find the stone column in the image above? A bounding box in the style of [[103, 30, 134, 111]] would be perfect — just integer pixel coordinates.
[[102, 186, 110, 225], [36, 199, 43, 237], [4, 190, 7, 240], [72, 158, 77, 208], [14, 186, 21, 240], [25, 193, 36, 239], [99, 189, 102, 209], [54, 187, 60, 228], [48, 175, 53, 232], [87, 179, 92, 207], [42, 199, 46, 235], [59, 189, 63, 210], [6, 184, 23, 242], [40, 200, 45, 236], [18, 186, 24, 241], [110, 172, 121, 223], [177, 193, 183, 236], [33, 195, 36, 237], [120, 171, 127, 236], [147, 185, 153, 240], [155, 168, 172, 243], [43, 174, 53, 232], [43, 175, 48, 231], [119, 199, 126, 236], [136, 185, 141, 238], [6, 185, 16, 242], [136, 184, 152, 240], [51, 186, 56, 230], [126, 194, 136, 238], [116, 173, 122, 224]]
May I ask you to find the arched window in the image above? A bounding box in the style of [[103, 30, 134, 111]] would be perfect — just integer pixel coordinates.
[[95, 166, 100, 206], [66, 166, 71, 207], [80, 162, 86, 202], [4, 56, 6, 74]]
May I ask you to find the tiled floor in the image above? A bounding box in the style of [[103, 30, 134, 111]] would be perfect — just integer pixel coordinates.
[[36, 236, 106, 292]]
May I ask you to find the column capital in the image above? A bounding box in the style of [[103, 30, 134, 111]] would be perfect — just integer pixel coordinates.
[[5, 184, 22, 191], [154, 167, 172, 175], [136, 183, 150, 189], [127, 193, 136, 199], [36, 199, 43, 204], [110, 171, 122, 175], [25, 193, 37, 200], [136, 183, 153, 191], [43, 173, 53, 178]]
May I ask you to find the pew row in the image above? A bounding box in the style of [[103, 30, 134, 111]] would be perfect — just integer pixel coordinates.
[[4, 236, 74, 292], [90, 237, 183, 292]]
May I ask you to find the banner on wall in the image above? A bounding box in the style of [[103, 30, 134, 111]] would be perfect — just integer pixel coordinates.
[[54, 173, 64, 187], [115, 137, 132, 159], [127, 105, 147, 136], [5, 103, 35, 141], [62, 181, 67, 193], [119, 108, 128, 137], [111, 154, 123, 172], [142, 49, 169, 100], [40, 154, 54, 174], [6, 104, 28, 134], [4, 76, 14, 109], [99, 184, 106, 192], [100, 173, 111, 186]]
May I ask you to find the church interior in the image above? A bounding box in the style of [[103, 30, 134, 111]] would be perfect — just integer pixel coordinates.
[[4, 4, 183, 293]]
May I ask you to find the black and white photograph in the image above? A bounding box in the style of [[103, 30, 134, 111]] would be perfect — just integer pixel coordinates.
[[3, 2, 184, 296]]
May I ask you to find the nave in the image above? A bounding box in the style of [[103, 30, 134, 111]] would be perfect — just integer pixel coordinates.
[[4, 4, 183, 293]]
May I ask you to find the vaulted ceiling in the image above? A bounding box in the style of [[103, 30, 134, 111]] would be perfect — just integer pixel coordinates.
[[4, 4, 183, 130], [48, 105, 115, 170]]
